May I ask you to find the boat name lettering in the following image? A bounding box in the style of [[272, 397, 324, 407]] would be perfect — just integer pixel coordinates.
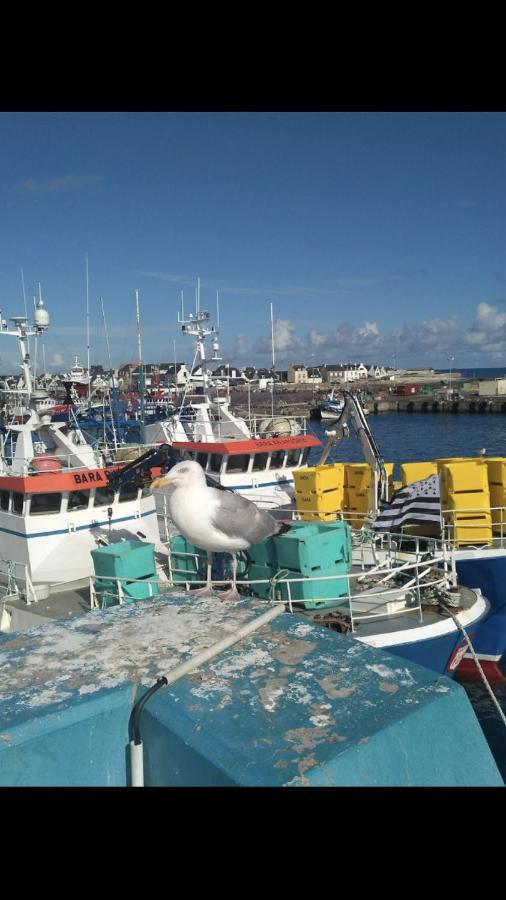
[[73, 472, 103, 485]]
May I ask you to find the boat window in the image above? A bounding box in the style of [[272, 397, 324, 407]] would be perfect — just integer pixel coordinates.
[[196, 452, 208, 470], [209, 454, 223, 473], [225, 454, 250, 473], [30, 493, 62, 515], [12, 492, 24, 515], [269, 450, 286, 469], [119, 483, 139, 503], [68, 490, 90, 511], [301, 448, 311, 465], [252, 452, 269, 471], [286, 449, 302, 467], [94, 486, 116, 507], [141, 484, 152, 498], [0, 490, 9, 511]]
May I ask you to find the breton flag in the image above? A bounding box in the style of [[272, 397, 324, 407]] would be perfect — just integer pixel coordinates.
[[373, 474, 441, 531]]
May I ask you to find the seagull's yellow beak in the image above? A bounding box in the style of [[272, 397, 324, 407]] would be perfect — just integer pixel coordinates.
[[151, 473, 173, 490]]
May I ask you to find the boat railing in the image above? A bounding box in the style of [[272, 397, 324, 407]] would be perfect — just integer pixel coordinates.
[[89, 574, 160, 609], [439, 504, 506, 550], [0, 559, 37, 606], [161, 545, 452, 633]]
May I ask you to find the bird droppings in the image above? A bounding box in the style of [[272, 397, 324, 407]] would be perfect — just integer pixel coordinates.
[[379, 682, 399, 694], [270, 639, 317, 665], [259, 679, 287, 712], [366, 663, 396, 679], [0, 589, 471, 787]]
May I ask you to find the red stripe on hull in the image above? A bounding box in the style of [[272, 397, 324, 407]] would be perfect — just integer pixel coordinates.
[[455, 657, 506, 683]]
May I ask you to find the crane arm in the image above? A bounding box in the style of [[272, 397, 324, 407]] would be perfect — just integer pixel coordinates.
[[318, 390, 388, 516]]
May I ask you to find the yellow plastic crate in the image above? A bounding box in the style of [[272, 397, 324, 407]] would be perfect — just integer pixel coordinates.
[[295, 488, 344, 513], [483, 458, 506, 531], [400, 461, 438, 486], [440, 460, 490, 498], [443, 514, 493, 546], [297, 510, 339, 522], [293, 462, 344, 494]]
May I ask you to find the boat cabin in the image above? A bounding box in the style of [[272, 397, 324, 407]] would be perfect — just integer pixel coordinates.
[[172, 435, 320, 477]]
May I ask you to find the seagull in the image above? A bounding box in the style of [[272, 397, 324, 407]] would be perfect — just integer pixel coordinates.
[[477, 448, 486, 457], [151, 460, 290, 601]]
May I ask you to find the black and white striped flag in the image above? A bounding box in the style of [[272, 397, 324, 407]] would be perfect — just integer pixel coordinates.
[[373, 474, 441, 531]]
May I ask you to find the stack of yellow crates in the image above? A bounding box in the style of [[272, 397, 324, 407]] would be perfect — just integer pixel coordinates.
[[484, 457, 506, 534], [293, 462, 344, 521], [437, 459, 492, 545], [343, 462, 394, 528]]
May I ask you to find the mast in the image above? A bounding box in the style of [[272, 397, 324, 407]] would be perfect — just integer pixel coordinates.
[[85, 254, 91, 402], [100, 297, 118, 450], [270, 302, 275, 418], [135, 289, 145, 438]]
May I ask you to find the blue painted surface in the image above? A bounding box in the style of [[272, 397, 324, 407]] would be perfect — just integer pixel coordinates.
[[383, 630, 471, 676], [0, 594, 502, 786], [456, 557, 506, 660]]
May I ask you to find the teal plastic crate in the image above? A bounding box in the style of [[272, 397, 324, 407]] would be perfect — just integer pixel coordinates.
[[168, 536, 247, 584], [246, 562, 350, 609], [95, 574, 159, 607], [91, 541, 156, 580], [248, 521, 352, 575], [168, 535, 206, 583]]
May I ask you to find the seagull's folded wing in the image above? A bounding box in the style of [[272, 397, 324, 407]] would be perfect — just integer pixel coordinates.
[[209, 490, 278, 545]]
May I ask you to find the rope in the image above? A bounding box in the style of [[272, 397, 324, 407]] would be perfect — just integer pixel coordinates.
[[268, 569, 291, 603], [439, 600, 506, 729]]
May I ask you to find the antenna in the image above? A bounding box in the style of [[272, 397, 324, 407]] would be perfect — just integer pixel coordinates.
[[33, 296, 38, 379], [20, 268, 29, 355], [216, 290, 220, 329]]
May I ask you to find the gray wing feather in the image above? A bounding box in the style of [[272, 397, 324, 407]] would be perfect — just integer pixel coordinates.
[[209, 488, 279, 545]]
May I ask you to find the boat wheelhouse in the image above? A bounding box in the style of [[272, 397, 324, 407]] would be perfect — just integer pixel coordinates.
[[171, 434, 320, 509]]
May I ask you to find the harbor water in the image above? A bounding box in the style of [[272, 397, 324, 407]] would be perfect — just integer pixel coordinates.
[[307, 413, 506, 781]]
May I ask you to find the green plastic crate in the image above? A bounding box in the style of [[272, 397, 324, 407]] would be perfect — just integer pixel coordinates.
[[246, 561, 350, 609], [91, 540, 156, 580], [248, 521, 351, 575], [95, 574, 159, 607]]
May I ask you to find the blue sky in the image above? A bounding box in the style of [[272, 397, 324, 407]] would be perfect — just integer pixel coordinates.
[[1, 111, 506, 373]]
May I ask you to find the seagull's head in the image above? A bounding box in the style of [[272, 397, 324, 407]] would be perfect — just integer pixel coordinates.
[[151, 459, 205, 491]]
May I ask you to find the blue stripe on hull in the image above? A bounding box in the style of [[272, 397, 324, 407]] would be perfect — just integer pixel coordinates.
[[0, 507, 157, 540]]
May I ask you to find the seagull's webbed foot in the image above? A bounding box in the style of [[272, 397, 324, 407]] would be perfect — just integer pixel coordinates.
[[190, 586, 220, 598], [218, 587, 241, 603]]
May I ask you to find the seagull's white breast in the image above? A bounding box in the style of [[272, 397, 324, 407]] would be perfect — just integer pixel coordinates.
[[167, 484, 249, 552]]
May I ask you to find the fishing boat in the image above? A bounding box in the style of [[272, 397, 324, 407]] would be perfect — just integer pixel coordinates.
[[0, 302, 165, 629], [144, 302, 320, 510], [297, 390, 506, 681]]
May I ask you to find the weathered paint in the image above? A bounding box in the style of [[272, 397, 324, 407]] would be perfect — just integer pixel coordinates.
[[0, 594, 502, 787]]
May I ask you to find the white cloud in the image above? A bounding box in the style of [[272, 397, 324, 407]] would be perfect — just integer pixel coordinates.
[[51, 353, 64, 367]]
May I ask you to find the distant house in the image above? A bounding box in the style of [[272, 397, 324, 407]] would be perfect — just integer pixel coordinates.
[[368, 364, 387, 379], [288, 364, 308, 384], [322, 363, 368, 383], [307, 366, 323, 384], [212, 364, 242, 380]]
